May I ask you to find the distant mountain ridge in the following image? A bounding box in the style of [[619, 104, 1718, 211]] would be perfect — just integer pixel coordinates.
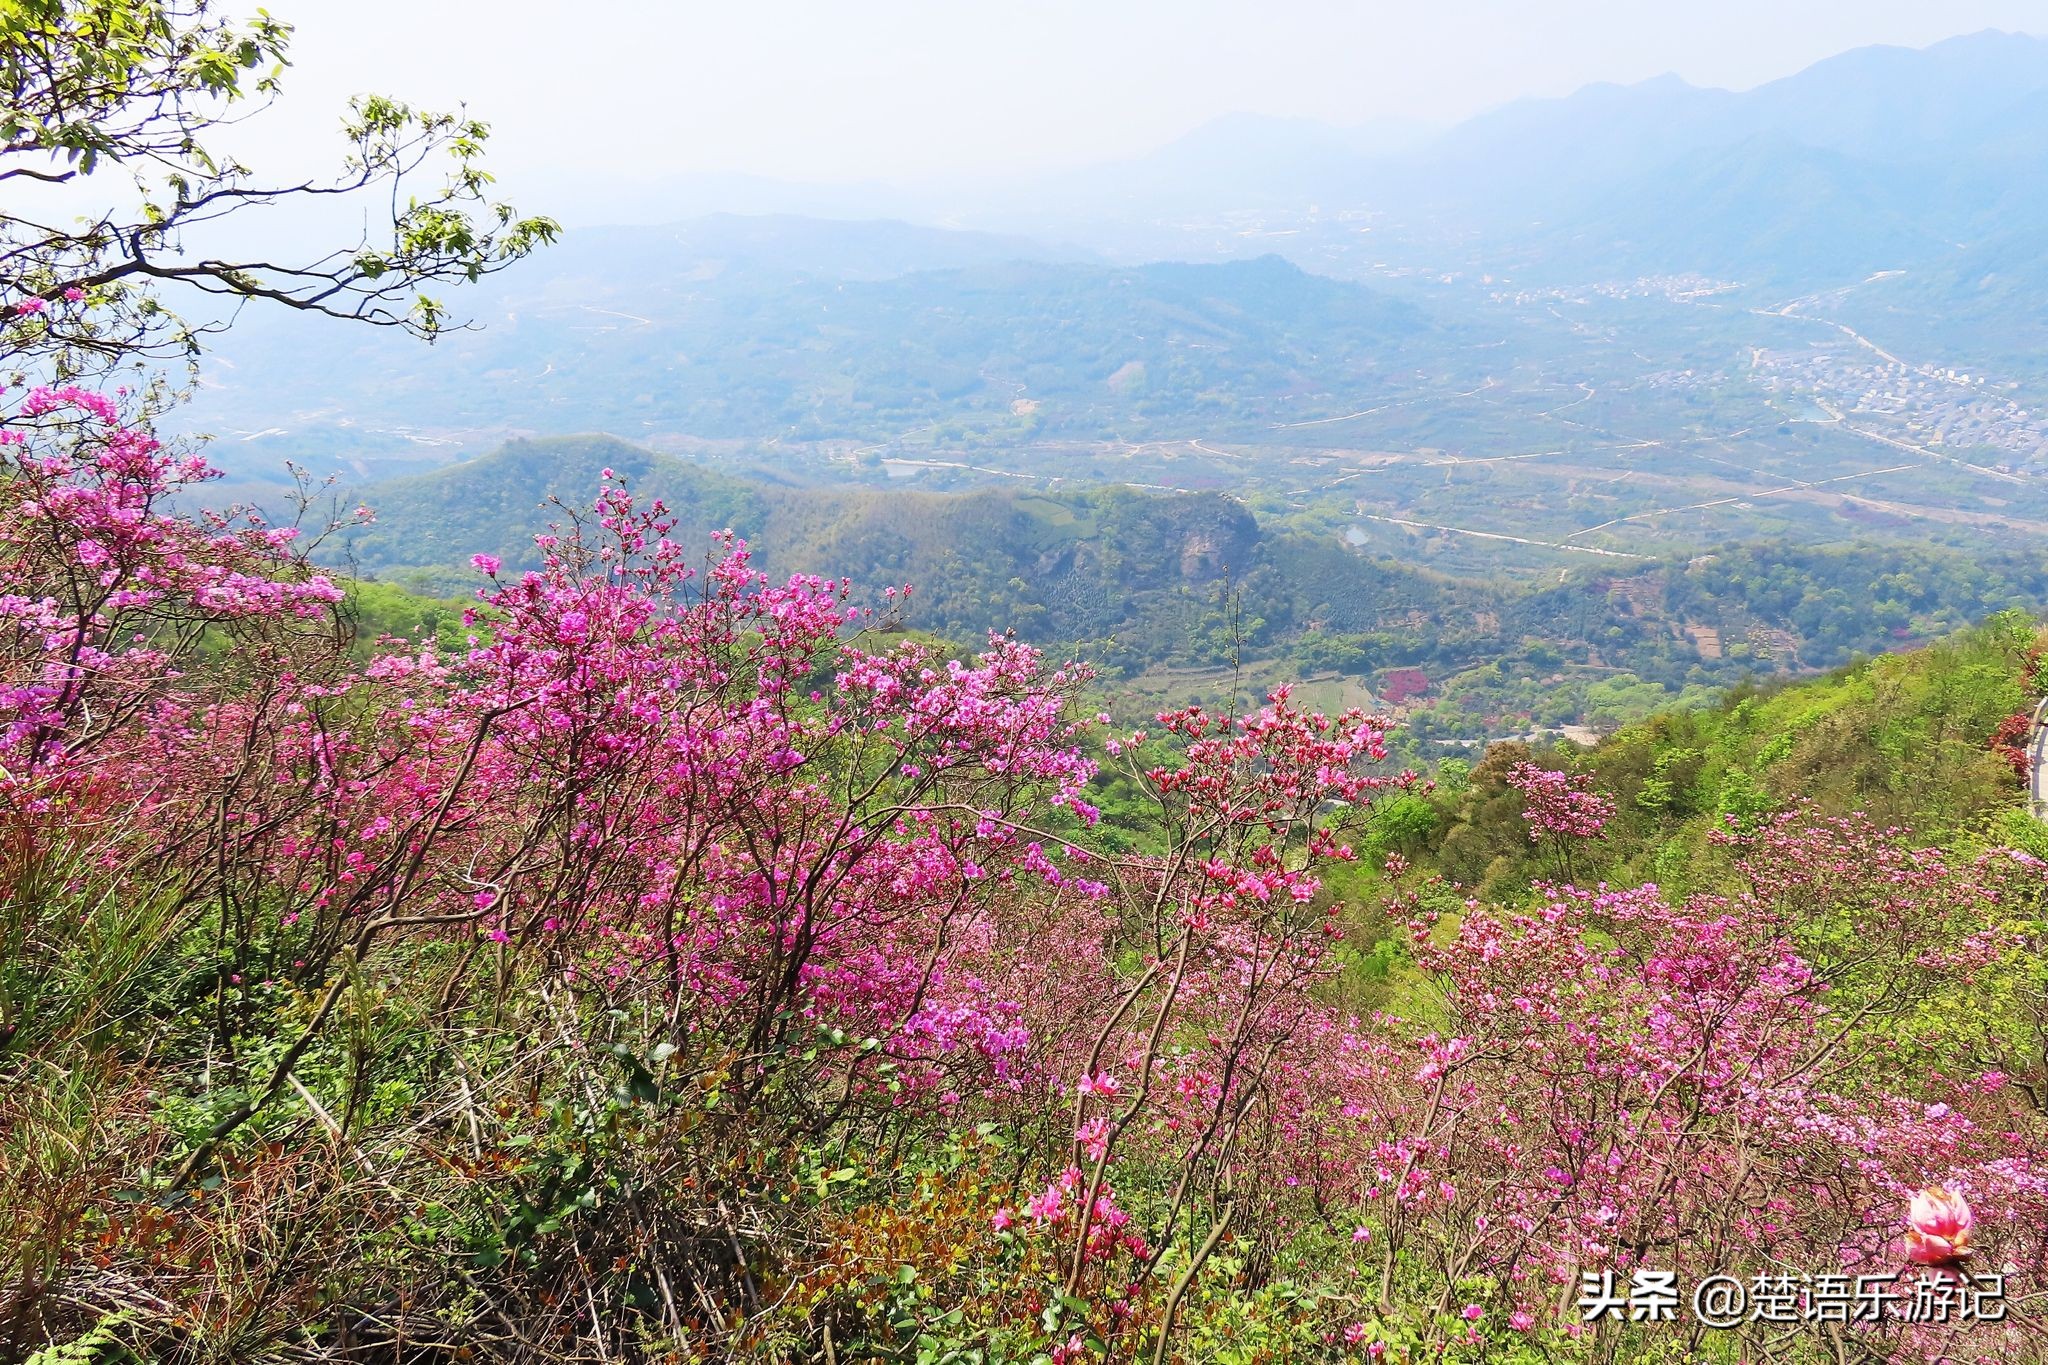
[[501, 32, 2048, 296], [523, 213, 1098, 289], [186, 248, 1441, 458], [891, 30, 2048, 291], [178, 28, 2048, 558]]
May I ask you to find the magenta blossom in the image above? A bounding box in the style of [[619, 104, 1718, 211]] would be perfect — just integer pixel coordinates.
[[1904, 1186, 1973, 1265]]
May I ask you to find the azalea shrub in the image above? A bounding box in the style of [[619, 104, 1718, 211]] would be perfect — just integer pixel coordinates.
[[2, 378, 2047, 1363]]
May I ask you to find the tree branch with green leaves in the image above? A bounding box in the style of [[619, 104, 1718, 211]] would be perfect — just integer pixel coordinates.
[[1, 0, 558, 383]]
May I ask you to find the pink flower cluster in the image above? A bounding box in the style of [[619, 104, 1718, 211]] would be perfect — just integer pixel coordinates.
[[1505, 760, 1615, 842], [1, 384, 345, 811], [1261, 809, 2048, 1337]]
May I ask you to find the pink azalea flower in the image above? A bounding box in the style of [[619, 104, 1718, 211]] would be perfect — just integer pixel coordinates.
[[1461, 1304, 1483, 1321], [1024, 1185, 1066, 1223], [1904, 1186, 1973, 1264]]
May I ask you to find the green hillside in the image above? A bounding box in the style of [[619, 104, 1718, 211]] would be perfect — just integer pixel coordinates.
[[341, 436, 2048, 738], [1393, 612, 2047, 901], [339, 434, 1484, 671]]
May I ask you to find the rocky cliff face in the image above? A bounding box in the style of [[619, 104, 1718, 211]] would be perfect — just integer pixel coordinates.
[[1031, 491, 1257, 591], [1179, 518, 1248, 580], [1098, 491, 1256, 584]]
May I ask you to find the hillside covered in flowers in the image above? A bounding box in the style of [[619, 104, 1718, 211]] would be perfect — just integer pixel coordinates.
[[4, 376, 2048, 1364], [6, 4, 2048, 1359]]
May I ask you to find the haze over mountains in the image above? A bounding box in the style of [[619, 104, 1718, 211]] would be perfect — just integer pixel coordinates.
[[523, 28, 2048, 285], [196, 244, 1434, 451], [178, 29, 2048, 740], [192, 28, 2048, 453], [1003, 29, 2048, 293]]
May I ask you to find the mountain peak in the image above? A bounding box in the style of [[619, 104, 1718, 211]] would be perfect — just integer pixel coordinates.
[[1630, 72, 1699, 94]]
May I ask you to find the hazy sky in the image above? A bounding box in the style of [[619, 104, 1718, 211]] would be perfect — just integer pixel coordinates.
[[242, 1, 2045, 192]]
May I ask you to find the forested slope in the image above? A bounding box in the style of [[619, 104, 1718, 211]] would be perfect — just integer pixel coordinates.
[[1383, 612, 2047, 898], [344, 436, 2048, 735]]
